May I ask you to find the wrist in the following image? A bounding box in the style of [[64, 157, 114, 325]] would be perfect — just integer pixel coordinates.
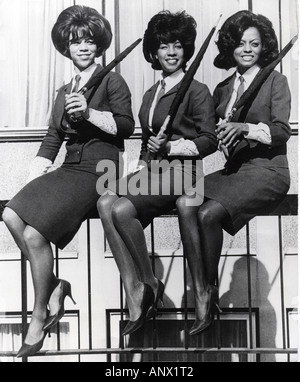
[[82, 107, 90, 120], [165, 141, 171, 154], [242, 123, 249, 136]]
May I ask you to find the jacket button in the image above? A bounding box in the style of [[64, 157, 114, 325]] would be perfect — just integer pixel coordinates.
[[76, 151, 80, 155]]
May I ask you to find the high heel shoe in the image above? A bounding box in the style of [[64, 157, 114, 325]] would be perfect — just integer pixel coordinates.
[[17, 331, 48, 358], [43, 279, 76, 331], [189, 285, 222, 336], [122, 283, 154, 336], [146, 280, 165, 320]]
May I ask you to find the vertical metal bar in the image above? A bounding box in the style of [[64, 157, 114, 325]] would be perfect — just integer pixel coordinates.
[[87, 219, 93, 350], [278, 216, 286, 350], [20, 252, 28, 362], [150, 221, 158, 360], [182, 251, 189, 352], [248, 0, 253, 11], [102, 0, 106, 67], [114, 0, 120, 74], [279, 0, 283, 73], [106, 310, 112, 362], [246, 223, 253, 350], [55, 246, 61, 350], [120, 277, 124, 349]]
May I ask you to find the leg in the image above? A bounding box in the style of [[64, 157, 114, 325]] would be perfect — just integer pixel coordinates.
[[111, 198, 158, 292], [97, 194, 152, 321], [3, 207, 58, 284], [22, 226, 55, 344], [176, 195, 207, 293], [197, 199, 229, 285]]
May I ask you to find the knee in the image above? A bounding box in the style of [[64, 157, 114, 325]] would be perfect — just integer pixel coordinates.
[[176, 195, 198, 219], [112, 198, 136, 227], [176, 195, 188, 213], [197, 206, 215, 226], [2, 207, 16, 228], [23, 227, 46, 250], [97, 193, 117, 220]]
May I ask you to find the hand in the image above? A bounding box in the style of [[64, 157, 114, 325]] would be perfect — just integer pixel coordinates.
[[65, 93, 89, 119], [216, 122, 248, 149], [147, 134, 170, 154]]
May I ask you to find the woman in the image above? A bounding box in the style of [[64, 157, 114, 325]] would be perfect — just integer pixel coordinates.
[[2, 5, 134, 357], [97, 10, 217, 336], [176, 10, 291, 335]]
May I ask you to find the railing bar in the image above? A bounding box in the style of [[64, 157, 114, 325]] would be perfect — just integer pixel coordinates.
[[150, 221, 158, 358], [278, 216, 286, 350], [246, 223, 254, 350], [119, 276, 124, 349], [182, 252, 189, 352], [87, 219, 93, 349], [106, 310, 112, 362], [1, 347, 297, 357], [54, 246, 61, 350], [20, 252, 28, 362]]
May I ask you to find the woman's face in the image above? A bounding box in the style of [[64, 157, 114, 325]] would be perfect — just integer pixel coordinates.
[[156, 40, 185, 75], [69, 33, 98, 71], [233, 27, 262, 73]]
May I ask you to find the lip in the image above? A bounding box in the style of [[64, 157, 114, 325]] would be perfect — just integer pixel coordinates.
[[166, 59, 178, 64]]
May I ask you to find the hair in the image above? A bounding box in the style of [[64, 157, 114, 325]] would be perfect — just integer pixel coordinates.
[[51, 5, 112, 59], [143, 10, 197, 70], [214, 10, 279, 70]]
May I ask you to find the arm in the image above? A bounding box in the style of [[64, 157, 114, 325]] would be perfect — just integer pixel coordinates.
[[180, 83, 218, 159], [104, 73, 135, 139], [215, 73, 292, 149], [65, 72, 135, 138], [36, 110, 65, 163]]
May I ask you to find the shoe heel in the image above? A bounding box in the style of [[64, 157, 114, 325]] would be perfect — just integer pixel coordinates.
[[65, 282, 76, 305]]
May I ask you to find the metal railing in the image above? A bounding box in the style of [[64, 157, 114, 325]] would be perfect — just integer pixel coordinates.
[[0, 194, 298, 362]]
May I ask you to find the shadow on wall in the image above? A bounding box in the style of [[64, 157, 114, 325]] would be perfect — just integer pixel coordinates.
[[219, 256, 276, 362], [182, 256, 276, 362]]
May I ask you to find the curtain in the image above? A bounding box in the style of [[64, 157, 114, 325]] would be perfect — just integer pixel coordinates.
[[0, 0, 298, 129], [0, 0, 74, 128]]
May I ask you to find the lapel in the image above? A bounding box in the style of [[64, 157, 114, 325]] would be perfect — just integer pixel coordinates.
[[216, 74, 235, 118], [83, 64, 104, 101]]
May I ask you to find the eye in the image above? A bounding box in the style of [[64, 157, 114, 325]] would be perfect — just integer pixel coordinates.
[[159, 44, 168, 50]]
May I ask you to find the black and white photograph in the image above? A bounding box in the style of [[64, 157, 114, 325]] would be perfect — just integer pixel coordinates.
[[0, 0, 298, 364]]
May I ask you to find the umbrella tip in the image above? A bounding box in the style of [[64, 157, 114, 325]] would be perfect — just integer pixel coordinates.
[[291, 35, 298, 44]]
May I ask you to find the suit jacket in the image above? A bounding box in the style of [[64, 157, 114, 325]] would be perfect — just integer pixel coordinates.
[[139, 79, 217, 160], [213, 70, 291, 168], [37, 65, 135, 164]]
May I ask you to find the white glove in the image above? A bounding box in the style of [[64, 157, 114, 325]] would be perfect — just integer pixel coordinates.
[[26, 156, 53, 184]]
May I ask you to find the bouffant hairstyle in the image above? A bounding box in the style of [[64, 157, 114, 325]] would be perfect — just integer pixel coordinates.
[[51, 5, 112, 59], [214, 10, 278, 70], [143, 10, 197, 70]]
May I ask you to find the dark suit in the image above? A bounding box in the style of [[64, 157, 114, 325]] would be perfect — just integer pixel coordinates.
[[118, 78, 217, 227], [37, 64, 135, 166], [7, 65, 135, 248], [203, 69, 291, 235], [213, 70, 291, 168], [139, 79, 217, 160]]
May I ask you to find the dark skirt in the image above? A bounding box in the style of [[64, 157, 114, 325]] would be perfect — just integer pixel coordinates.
[[202, 163, 290, 235], [107, 158, 202, 227], [6, 159, 119, 249]]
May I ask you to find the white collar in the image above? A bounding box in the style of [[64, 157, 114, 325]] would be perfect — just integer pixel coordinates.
[[235, 65, 261, 86], [161, 69, 185, 92], [73, 63, 98, 87]]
